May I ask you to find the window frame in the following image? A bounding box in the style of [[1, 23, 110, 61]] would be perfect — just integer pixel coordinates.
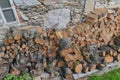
[[0, 0, 20, 25]]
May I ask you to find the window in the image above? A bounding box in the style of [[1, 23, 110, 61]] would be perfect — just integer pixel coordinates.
[[0, 0, 19, 24]]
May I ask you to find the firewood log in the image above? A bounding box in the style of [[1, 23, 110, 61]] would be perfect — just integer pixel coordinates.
[[11, 69, 21, 76], [98, 51, 106, 57], [82, 66, 89, 73], [114, 36, 120, 46], [80, 60, 88, 67], [114, 54, 120, 61], [35, 38, 46, 45], [67, 60, 74, 69], [8, 39, 15, 44], [11, 44, 17, 49], [21, 44, 27, 49], [37, 27, 43, 34], [81, 50, 90, 58], [74, 61, 83, 73], [97, 63, 106, 70], [104, 54, 113, 63], [1, 46, 6, 51], [55, 31, 63, 39], [13, 30, 22, 41], [85, 58, 92, 64], [6, 46, 11, 50], [88, 63, 97, 71], [0, 52, 4, 58], [3, 40, 9, 46], [113, 51, 118, 57], [43, 57, 47, 69], [57, 60, 65, 68], [64, 67, 73, 80]]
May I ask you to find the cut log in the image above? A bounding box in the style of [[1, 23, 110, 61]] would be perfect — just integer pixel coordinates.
[[55, 31, 63, 39], [97, 63, 106, 70], [88, 64, 96, 71], [12, 28, 22, 41], [35, 38, 46, 45], [64, 68, 73, 80], [2, 47, 6, 51], [113, 51, 118, 57], [11, 44, 17, 49], [85, 58, 92, 64], [104, 55, 114, 63], [37, 27, 43, 34], [74, 63, 83, 73], [6, 46, 10, 50], [57, 60, 65, 67], [67, 60, 74, 69], [0, 52, 4, 58], [82, 66, 89, 73], [11, 69, 21, 76], [8, 39, 15, 44], [4, 40, 9, 45], [98, 51, 106, 57], [114, 54, 120, 61], [80, 60, 88, 67]]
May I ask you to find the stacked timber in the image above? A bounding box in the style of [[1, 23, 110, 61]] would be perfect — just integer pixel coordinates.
[[0, 8, 120, 79]]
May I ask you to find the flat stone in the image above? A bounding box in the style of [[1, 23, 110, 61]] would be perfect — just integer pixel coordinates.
[[44, 0, 60, 6], [85, 0, 95, 12], [44, 9, 70, 29]]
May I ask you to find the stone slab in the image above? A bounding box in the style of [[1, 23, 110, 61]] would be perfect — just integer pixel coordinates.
[[84, 0, 95, 12]]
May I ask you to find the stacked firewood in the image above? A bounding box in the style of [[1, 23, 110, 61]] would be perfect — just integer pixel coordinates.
[[0, 8, 120, 79]]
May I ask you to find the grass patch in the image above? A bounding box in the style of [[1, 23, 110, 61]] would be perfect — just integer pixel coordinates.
[[88, 68, 120, 80]]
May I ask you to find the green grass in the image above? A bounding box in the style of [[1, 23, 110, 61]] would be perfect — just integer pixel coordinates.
[[88, 68, 120, 80]]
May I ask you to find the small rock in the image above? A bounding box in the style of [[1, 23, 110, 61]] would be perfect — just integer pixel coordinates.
[[40, 73, 50, 79], [35, 76, 41, 80]]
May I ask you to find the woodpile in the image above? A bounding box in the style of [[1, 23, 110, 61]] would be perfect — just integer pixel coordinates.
[[0, 8, 120, 79]]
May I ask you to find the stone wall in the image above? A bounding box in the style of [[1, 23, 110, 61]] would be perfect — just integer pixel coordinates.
[[19, 0, 85, 29], [18, 0, 120, 29]]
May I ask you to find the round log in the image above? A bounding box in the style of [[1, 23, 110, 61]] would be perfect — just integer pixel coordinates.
[[104, 55, 113, 63]]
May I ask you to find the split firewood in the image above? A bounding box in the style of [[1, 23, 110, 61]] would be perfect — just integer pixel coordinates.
[[35, 38, 46, 45], [55, 31, 63, 39], [37, 27, 43, 34]]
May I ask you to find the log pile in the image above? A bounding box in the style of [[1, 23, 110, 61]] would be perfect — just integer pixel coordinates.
[[0, 8, 120, 79]]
